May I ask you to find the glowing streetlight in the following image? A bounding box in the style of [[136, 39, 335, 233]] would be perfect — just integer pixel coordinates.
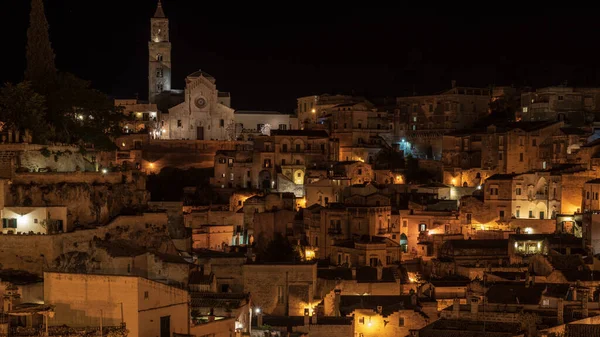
[[101, 168, 108, 174]]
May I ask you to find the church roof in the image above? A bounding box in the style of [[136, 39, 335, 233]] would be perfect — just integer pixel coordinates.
[[188, 70, 215, 80], [154, 0, 165, 18]]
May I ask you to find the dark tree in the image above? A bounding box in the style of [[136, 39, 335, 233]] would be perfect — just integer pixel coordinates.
[[24, 0, 56, 92], [0, 82, 50, 143], [45, 73, 124, 149], [259, 233, 301, 263]]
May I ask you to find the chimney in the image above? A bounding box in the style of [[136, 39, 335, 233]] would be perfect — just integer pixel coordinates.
[[311, 312, 318, 325], [557, 298, 564, 325], [451, 80, 457, 88], [334, 289, 341, 317], [304, 308, 310, 326], [453, 298, 460, 318], [582, 290, 589, 318], [351, 268, 357, 280], [376, 263, 383, 281], [470, 296, 479, 315], [572, 287, 578, 301], [410, 293, 417, 306]]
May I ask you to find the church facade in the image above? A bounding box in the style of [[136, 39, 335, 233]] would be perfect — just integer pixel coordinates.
[[149, 1, 234, 140]]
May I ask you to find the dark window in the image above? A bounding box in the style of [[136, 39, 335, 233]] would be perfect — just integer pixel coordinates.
[[358, 169, 362, 175], [532, 139, 537, 146], [499, 210, 505, 220], [296, 144, 301, 152], [220, 119, 225, 127], [157, 54, 163, 61], [520, 153, 524, 162], [399, 317, 405, 326], [144, 291, 149, 299], [282, 144, 288, 152], [498, 152, 503, 160], [281, 159, 286, 165], [177, 120, 182, 128], [466, 213, 472, 224]]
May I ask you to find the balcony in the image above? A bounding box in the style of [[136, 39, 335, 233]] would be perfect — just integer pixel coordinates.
[[378, 228, 390, 235]]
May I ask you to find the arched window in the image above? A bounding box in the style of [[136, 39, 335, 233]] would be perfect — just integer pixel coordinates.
[[400, 234, 408, 253], [157, 54, 163, 62]]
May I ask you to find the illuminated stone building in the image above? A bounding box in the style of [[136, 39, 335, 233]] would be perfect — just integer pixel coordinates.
[[327, 102, 393, 163], [395, 85, 491, 159], [296, 94, 367, 129], [520, 86, 600, 123], [481, 121, 564, 174], [114, 99, 160, 135], [147, 2, 234, 140]]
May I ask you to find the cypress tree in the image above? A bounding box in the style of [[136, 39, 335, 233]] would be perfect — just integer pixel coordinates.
[[24, 0, 56, 92]]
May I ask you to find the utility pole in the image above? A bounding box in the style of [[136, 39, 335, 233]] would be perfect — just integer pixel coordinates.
[[99, 309, 103, 337]]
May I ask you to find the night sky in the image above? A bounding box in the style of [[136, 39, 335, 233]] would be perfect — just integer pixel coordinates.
[[2, 3, 600, 112]]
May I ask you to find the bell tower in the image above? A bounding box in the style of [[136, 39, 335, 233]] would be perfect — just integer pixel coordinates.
[[148, 0, 171, 104]]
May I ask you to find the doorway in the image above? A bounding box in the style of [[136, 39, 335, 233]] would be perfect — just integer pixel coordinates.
[[196, 127, 204, 140], [160, 316, 170, 337]]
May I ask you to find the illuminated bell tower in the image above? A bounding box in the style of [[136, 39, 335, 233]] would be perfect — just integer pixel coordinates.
[[148, 0, 171, 104]]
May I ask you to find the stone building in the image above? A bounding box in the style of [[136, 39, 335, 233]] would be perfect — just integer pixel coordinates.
[[296, 94, 367, 129], [233, 110, 298, 141], [243, 262, 317, 316], [162, 71, 235, 140], [148, 1, 171, 105], [329, 236, 402, 267], [327, 102, 392, 163], [114, 99, 160, 135], [330, 161, 374, 185], [484, 171, 561, 223], [481, 121, 564, 173], [147, 1, 234, 140], [395, 85, 491, 159], [44, 272, 189, 337], [340, 295, 434, 337], [520, 86, 600, 124]]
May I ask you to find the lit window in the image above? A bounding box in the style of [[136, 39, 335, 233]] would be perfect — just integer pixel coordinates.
[[523, 107, 528, 113]]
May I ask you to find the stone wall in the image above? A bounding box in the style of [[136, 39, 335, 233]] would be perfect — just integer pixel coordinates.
[[44, 272, 189, 337], [561, 170, 600, 214], [291, 322, 354, 337], [142, 140, 252, 170], [0, 213, 169, 274], [243, 263, 317, 316], [5, 171, 149, 226]]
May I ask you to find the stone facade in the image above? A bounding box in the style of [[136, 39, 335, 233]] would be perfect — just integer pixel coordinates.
[[243, 263, 317, 316], [148, 1, 171, 104], [44, 272, 189, 337]]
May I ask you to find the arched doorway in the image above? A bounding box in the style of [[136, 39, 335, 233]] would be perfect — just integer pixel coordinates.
[[400, 233, 408, 253], [259, 170, 271, 189]]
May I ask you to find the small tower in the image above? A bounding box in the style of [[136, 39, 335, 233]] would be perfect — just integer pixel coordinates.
[[148, 0, 171, 104]]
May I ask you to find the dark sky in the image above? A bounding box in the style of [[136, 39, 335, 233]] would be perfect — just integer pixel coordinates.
[[2, 2, 600, 112]]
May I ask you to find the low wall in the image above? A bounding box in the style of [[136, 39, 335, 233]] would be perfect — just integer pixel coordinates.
[[13, 171, 130, 185]]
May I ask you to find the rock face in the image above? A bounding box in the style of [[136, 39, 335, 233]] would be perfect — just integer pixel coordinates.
[[0, 213, 173, 275], [5, 172, 149, 226]]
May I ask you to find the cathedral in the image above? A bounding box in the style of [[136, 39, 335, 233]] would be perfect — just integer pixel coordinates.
[[149, 1, 235, 140]]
